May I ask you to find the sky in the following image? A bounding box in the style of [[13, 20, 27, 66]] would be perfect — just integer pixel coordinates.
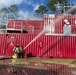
[[0, 0, 76, 19], [0, 0, 49, 19]]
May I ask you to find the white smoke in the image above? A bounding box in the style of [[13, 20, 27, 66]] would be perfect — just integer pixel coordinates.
[[0, 0, 44, 20], [34, 4, 40, 11], [0, 0, 23, 9], [18, 10, 42, 20], [18, 10, 29, 20]]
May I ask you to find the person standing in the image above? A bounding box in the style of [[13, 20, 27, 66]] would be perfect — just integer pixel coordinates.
[[12, 44, 20, 58], [19, 46, 25, 58]]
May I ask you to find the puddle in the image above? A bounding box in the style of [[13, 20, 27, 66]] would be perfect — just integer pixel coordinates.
[[0, 59, 76, 75]]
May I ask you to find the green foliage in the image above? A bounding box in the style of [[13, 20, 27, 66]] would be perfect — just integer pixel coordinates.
[[34, 0, 68, 17], [47, 0, 67, 13], [35, 0, 68, 15], [0, 4, 18, 19], [0, 25, 6, 29], [0, 4, 19, 28], [8, 4, 18, 15], [0, 8, 9, 14], [35, 5, 48, 17], [38, 5, 48, 13]]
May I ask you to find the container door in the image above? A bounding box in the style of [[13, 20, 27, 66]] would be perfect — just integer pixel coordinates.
[[5, 38, 16, 56]]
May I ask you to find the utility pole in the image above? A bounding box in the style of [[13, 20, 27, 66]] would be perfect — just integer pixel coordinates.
[[64, 0, 73, 14], [70, 0, 72, 6]]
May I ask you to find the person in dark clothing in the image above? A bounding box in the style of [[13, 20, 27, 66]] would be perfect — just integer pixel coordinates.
[[12, 45, 25, 58], [12, 44, 20, 58], [19, 46, 25, 58]]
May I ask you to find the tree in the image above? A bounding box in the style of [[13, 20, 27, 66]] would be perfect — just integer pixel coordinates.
[[0, 4, 19, 29], [34, 0, 68, 17], [0, 8, 9, 14], [0, 4, 18, 19], [8, 4, 18, 18], [47, 0, 67, 13], [35, 5, 48, 17]]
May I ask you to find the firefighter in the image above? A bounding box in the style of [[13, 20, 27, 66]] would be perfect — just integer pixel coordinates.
[[19, 46, 25, 58], [12, 44, 20, 59], [12, 54, 18, 59]]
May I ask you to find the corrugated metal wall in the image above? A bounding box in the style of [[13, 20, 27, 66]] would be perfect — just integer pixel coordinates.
[[2, 14, 76, 58], [7, 14, 76, 34], [44, 14, 76, 34], [0, 34, 76, 58], [7, 20, 23, 29], [0, 34, 6, 55], [7, 20, 44, 34]]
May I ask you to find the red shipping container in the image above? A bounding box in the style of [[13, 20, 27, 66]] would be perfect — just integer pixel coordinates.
[[1, 14, 76, 59], [44, 14, 76, 34], [7, 20, 44, 34], [0, 34, 76, 58]]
